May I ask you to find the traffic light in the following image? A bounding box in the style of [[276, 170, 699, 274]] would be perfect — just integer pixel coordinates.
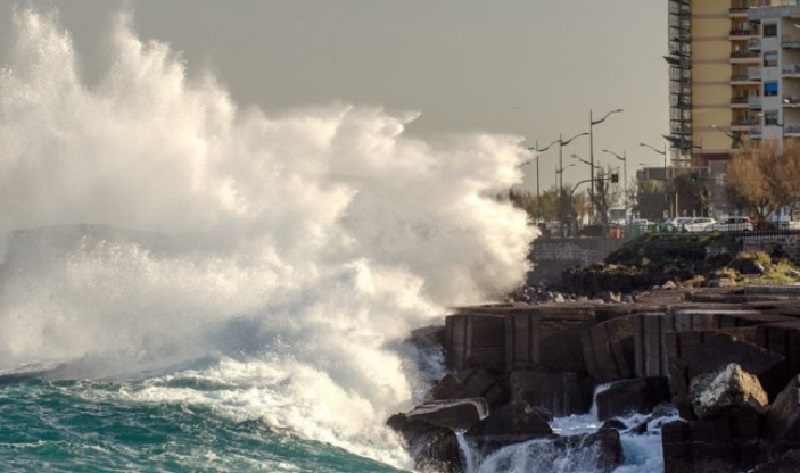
[[611, 173, 619, 183]]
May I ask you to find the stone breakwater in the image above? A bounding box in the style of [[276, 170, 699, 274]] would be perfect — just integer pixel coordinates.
[[388, 285, 800, 472]]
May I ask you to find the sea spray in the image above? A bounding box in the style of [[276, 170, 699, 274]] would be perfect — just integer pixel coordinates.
[[0, 6, 534, 469]]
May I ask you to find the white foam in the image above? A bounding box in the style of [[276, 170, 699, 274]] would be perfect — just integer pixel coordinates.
[[0, 7, 534, 469]]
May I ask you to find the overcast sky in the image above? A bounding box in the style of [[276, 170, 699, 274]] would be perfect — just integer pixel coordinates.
[[0, 0, 669, 191]]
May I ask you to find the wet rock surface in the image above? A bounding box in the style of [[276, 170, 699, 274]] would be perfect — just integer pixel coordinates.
[[389, 286, 800, 472]]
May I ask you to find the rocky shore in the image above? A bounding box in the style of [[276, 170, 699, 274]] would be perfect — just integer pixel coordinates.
[[388, 285, 800, 472]]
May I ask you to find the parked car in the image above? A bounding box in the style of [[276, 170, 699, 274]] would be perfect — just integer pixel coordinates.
[[711, 216, 753, 232], [673, 217, 717, 232], [683, 217, 717, 232], [665, 217, 692, 232]]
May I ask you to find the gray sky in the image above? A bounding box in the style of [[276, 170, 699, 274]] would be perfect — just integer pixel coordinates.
[[0, 0, 669, 192]]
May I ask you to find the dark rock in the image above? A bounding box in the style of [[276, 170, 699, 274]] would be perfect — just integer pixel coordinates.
[[752, 449, 800, 473], [767, 375, 800, 455], [552, 429, 623, 471], [410, 429, 463, 473], [662, 412, 764, 473], [387, 398, 489, 472], [601, 419, 628, 431], [509, 371, 586, 416], [582, 314, 636, 383], [504, 306, 595, 374], [465, 402, 553, 455], [593, 377, 671, 421], [651, 402, 678, 418], [387, 415, 460, 472], [428, 374, 465, 400], [428, 370, 508, 410], [392, 398, 487, 432], [466, 401, 552, 439], [757, 322, 800, 382], [444, 312, 506, 373]]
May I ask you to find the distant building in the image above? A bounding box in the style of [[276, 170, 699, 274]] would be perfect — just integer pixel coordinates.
[[665, 0, 800, 218]]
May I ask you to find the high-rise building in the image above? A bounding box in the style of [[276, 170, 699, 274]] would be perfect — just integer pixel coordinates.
[[665, 0, 800, 217]]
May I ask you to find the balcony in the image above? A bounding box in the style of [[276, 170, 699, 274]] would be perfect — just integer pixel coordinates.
[[786, 123, 800, 135], [732, 118, 759, 131], [730, 50, 760, 63], [783, 34, 800, 49], [750, 126, 762, 138], [783, 97, 800, 107], [730, 28, 758, 38], [749, 38, 761, 51], [729, 7, 748, 17], [784, 64, 800, 76], [749, 96, 762, 109], [731, 96, 748, 107], [733, 117, 759, 126]]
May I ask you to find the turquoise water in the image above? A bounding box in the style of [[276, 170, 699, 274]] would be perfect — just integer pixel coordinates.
[[0, 378, 405, 473]]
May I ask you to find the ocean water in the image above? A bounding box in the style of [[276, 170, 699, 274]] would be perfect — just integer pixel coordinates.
[[0, 6, 667, 472], [0, 6, 531, 472]]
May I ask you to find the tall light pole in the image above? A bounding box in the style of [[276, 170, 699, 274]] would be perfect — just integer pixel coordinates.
[[590, 108, 624, 221], [559, 132, 589, 222], [602, 149, 628, 209], [571, 153, 601, 170], [556, 163, 576, 218], [522, 138, 559, 221], [640, 141, 669, 219]]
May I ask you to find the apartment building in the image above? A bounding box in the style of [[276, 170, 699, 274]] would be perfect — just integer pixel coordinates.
[[665, 0, 800, 217]]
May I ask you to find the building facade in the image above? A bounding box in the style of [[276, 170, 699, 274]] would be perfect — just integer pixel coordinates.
[[665, 0, 800, 218]]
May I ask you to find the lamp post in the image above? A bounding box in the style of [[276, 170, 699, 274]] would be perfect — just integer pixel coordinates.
[[602, 149, 628, 209], [558, 132, 589, 222], [571, 153, 601, 170], [640, 141, 669, 219], [522, 138, 559, 221], [590, 108, 624, 220], [556, 162, 576, 217]]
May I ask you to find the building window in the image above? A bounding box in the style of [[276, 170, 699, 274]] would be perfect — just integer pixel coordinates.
[[765, 82, 778, 97], [765, 110, 779, 126], [764, 23, 777, 38], [764, 51, 778, 67]]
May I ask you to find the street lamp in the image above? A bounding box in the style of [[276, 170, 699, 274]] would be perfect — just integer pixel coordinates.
[[590, 108, 624, 220], [558, 132, 589, 222], [640, 141, 670, 219], [602, 149, 628, 209], [571, 153, 601, 169], [556, 163, 576, 208], [522, 138, 559, 221]]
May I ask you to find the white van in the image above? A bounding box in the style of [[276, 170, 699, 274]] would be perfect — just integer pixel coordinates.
[[712, 216, 753, 232]]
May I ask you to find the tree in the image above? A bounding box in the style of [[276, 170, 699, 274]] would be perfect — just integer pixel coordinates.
[[726, 140, 778, 225], [633, 179, 666, 222], [588, 167, 622, 224], [506, 186, 563, 223], [571, 191, 589, 223], [673, 173, 708, 217]]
